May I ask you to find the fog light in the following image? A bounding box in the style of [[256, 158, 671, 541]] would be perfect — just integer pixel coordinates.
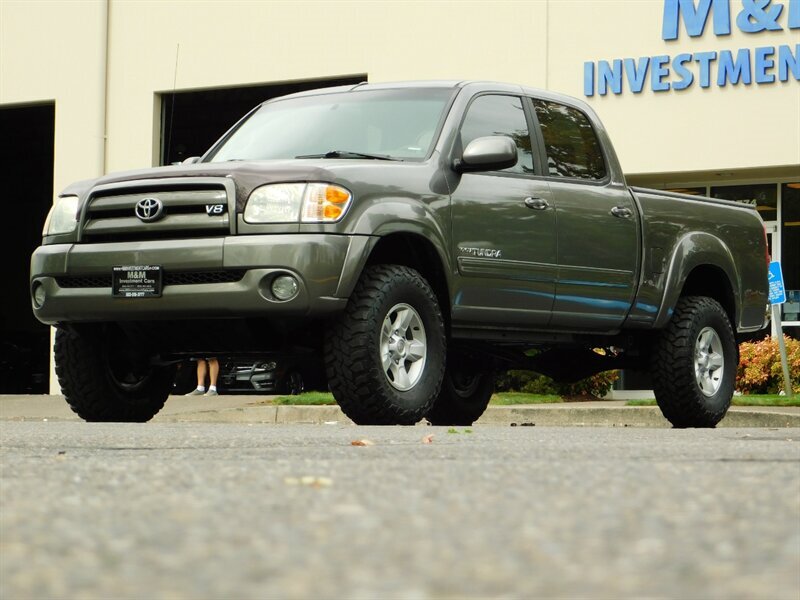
[[271, 275, 299, 301], [32, 282, 46, 308]]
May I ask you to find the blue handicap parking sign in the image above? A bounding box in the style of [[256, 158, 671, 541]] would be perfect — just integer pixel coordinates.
[[768, 261, 786, 305]]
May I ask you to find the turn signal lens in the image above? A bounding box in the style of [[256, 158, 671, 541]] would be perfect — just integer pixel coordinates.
[[325, 186, 350, 204], [301, 184, 352, 222], [323, 205, 343, 220]]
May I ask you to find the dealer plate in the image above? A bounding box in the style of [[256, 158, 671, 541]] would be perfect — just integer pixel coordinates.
[[112, 265, 162, 298]]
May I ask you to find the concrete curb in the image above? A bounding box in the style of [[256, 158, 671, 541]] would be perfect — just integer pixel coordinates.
[[1, 395, 798, 427], [475, 406, 800, 428], [152, 404, 800, 428]]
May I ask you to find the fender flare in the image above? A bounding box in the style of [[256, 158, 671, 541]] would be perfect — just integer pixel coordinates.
[[335, 198, 453, 299], [654, 232, 739, 329]]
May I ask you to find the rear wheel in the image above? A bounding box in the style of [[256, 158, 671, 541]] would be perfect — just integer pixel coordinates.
[[324, 264, 446, 425], [650, 296, 737, 428], [54, 326, 175, 422], [426, 353, 494, 425]]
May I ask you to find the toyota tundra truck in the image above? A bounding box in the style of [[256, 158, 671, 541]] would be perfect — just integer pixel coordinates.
[[30, 80, 769, 427]]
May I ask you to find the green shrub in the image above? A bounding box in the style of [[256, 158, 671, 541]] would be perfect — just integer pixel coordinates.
[[736, 335, 800, 394], [495, 370, 557, 394], [495, 369, 618, 398], [554, 370, 619, 397]]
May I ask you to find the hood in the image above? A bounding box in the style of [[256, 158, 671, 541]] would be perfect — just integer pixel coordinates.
[[60, 159, 423, 211]]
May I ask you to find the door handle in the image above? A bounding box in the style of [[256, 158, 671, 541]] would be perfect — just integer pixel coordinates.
[[611, 206, 633, 218], [524, 197, 550, 210]]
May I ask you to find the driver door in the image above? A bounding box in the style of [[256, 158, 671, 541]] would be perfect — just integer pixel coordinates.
[[450, 93, 557, 329]]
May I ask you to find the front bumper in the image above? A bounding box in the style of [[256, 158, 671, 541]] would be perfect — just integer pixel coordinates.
[[30, 234, 373, 325]]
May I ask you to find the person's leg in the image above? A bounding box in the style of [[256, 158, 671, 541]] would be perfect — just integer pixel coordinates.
[[185, 359, 207, 395], [206, 358, 220, 395], [197, 359, 208, 387]]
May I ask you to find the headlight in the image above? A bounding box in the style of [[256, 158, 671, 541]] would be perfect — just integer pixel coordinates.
[[42, 196, 79, 236], [244, 183, 352, 224]]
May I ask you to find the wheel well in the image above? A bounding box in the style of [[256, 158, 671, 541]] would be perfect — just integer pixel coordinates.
[[680, 265, 736, 325], [366, 233, 450, 328]]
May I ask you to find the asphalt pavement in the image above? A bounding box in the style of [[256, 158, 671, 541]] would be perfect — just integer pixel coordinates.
[[1, 394, 798, 427], [1, 421, 798, 599]]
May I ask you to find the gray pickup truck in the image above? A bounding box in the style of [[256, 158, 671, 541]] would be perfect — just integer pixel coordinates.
[[30, 81, 769, 427]]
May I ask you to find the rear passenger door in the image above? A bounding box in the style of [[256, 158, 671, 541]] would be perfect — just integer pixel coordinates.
[[530, 99, 639, 331]]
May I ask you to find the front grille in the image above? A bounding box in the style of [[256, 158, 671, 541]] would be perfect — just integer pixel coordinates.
[[56, 270, 247, 289], [164, 270, 247, 285], [57, 275, 112, 288], [81, 186, 231, 242]]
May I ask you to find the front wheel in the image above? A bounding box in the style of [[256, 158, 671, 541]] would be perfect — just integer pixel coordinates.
[[54, 326, 175, 422], [650, 296, 737, 428], [324, 265, 446, 425]]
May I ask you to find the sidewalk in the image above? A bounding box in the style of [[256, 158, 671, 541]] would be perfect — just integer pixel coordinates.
[[1, 395, 798, 427]]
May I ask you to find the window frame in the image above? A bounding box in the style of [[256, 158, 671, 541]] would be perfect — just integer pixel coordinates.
[[454, 92, 545, 179], [526, 97, 612, 186]]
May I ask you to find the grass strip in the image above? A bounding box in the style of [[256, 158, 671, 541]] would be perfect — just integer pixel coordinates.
[[272, 392, 336, 405], [270, 391, 798, 407], [627, 396, 799, 407], [490, 393, 563, 405]]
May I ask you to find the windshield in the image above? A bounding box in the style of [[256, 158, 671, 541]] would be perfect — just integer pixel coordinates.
[[206, 87, 454, 162]]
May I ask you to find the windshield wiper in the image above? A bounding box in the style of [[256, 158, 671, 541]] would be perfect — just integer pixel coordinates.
[[295, 150, 399, 161]]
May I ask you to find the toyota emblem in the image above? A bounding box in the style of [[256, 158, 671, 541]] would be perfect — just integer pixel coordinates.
[[135, 197, 164, 222]]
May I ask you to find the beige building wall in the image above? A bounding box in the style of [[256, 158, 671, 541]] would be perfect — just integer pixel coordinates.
[[103, 0, 551, 172], [0, 0, 108, 194], [550, 0, 799, 179], [3, 0, 798, 181]]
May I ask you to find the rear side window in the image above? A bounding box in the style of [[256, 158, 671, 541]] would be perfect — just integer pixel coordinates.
[[532, 100, 606, 180], [459, 95, 534, 174]]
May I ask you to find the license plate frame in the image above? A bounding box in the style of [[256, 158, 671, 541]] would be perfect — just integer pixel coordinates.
[[112, 265, 162, 298]]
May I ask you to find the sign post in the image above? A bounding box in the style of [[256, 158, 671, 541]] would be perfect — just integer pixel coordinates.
[[768, 262, 793, 398]]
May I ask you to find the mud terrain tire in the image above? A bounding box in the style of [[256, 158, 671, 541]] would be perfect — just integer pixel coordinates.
[[426, 355, 494, 426], [325, 265, 446, 425], [55, 326, 175, 422], [651, 296, 737, 428]]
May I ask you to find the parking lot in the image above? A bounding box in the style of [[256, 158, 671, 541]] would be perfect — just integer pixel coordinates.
[[2, 410, 798, 599]]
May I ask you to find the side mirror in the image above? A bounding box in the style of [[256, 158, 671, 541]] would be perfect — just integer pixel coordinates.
[[453, 136, 517, 173], [182, 156, 201, 165]]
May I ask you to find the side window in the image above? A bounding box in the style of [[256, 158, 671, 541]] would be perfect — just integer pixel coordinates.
[[532, 100, 607, 180], [459, 95, 534, 174]]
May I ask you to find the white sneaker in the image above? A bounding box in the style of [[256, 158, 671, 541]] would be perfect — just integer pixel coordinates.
[[205, 390, 219, 396], [185, 388, 205, 396]]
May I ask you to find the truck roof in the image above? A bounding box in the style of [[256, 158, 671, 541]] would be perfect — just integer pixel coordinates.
[[263, 80, 593, 117]]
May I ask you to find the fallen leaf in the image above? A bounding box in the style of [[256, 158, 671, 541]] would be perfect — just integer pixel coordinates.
[[285, 476, 333, 488], [422, 434, 435, 444], [351, 439, 375, 446]]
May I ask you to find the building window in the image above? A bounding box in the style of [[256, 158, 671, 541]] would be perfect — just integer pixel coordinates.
[[781, 183, 800, 323], [710, 184, 777, 221], [666, 187, 706, 196]]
